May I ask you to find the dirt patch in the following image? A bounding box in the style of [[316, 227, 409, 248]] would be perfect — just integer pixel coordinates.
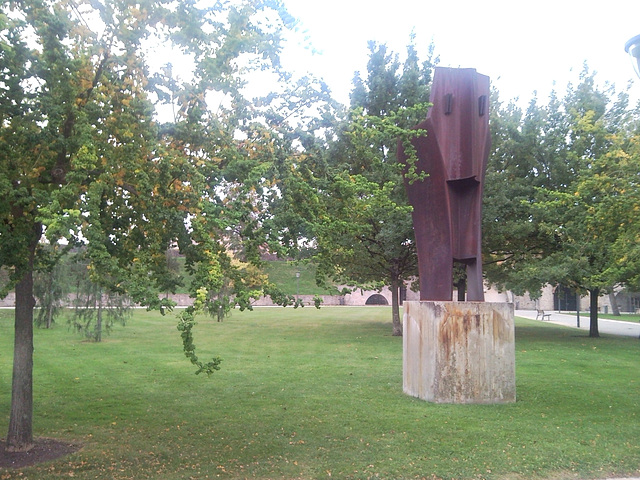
[[0, 438, 81, 469]]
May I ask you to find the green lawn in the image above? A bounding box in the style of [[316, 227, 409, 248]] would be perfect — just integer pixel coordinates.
[[594, 313, 640, 323], [0, 307, 639, 480], [562, 312, 640, 324], [262, 260, 340, 296], [169, 258, 339, 296]]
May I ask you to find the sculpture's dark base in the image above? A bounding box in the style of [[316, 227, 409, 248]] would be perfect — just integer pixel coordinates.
[[403, 301, 516, 404]]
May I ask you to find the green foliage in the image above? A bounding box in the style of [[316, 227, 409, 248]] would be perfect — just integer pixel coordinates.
[[485, 68, 640, 296], [33, 249, 138, 337], [290, 39, 436, 335], [0, 0, 300, 315], [68, 252, 132, 342], [33, 246, 69, 328], [261, 282, 304, 308], [176, 287, 222, 376], [574, 129, 640, 291], [0, 0, 306, 448], [484, 66, 640, 336]]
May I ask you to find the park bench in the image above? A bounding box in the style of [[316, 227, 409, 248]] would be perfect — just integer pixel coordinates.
[[536, 309, 551, 321]]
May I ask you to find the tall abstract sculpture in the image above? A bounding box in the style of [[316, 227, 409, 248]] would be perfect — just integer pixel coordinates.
[[400, 67, 515, 404], [398, 67, 491, 301]]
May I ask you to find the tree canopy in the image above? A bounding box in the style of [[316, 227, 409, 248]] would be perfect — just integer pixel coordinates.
[[483, 67, 640, 336], [287, 40, 436, 335], [0, 0, 303, 451]]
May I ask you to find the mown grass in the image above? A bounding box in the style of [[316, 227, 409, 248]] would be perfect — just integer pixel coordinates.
[[170, 258, 339, 296], [0, 307, 639, 480], [594, 313, 640, 323]]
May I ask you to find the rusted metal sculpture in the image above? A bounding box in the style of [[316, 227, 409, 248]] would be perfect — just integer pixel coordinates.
[[398, 67, 490, 301]]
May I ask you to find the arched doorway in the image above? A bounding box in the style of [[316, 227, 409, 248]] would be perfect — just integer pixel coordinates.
[[365, 294, 389, 305], [554, 285, 577, 311]]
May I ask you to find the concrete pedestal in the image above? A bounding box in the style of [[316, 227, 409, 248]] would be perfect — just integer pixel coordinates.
[[403, 301, 515, 404]]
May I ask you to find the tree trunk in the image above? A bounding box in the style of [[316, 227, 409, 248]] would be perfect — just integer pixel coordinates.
[[96, 290, 103, 343], [391, 278, 402, 337], [7, 240, 38, 452], [608, 291, 621, 316], [46, 277, 53, 329], [46, 274, 53, 328], [589, 288, 600, 338]]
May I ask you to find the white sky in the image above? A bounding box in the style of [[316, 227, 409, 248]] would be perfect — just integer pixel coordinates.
[[280, 0, 640, 108]]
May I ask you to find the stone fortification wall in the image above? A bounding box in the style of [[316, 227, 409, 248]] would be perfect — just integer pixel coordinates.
[[1, 284, 630, 312]]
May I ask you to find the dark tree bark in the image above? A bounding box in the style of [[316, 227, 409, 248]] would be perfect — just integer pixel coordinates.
[[589, 288, 600, 338], [391, 278, 402, 336], [7, 228, 39, 452], [45, 274, 54, 329]]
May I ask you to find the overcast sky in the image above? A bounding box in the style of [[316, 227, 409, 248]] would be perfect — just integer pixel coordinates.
[[279, 0, 640, 107]]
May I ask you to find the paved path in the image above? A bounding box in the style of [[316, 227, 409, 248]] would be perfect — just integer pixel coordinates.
[[516, 309, 640, 338]]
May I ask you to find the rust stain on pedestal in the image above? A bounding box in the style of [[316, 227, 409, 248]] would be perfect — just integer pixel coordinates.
[[403, 301, 515, 404]]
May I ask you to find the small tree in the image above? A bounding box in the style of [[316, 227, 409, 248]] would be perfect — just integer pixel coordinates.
[[306, 39, 435, 335], [314, 171, 418, 335], [484, 67, 640, 337], [68, 253, 131, 342], [33, 247, 69, 329], [0, 0, 296, 451], [206, 255, 270, 322]]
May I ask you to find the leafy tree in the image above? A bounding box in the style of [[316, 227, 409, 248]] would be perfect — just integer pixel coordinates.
[[484, 67, 639, 337], [598, 129, 640, 292], [298, 39, 436, 335], [33, 246, 69, 328], [313, 169, 417, 336], [206, 253, 270, 322], [0, 0, 294, 451], [483, 91, 569, 296], [68, 252, 132, 342]]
